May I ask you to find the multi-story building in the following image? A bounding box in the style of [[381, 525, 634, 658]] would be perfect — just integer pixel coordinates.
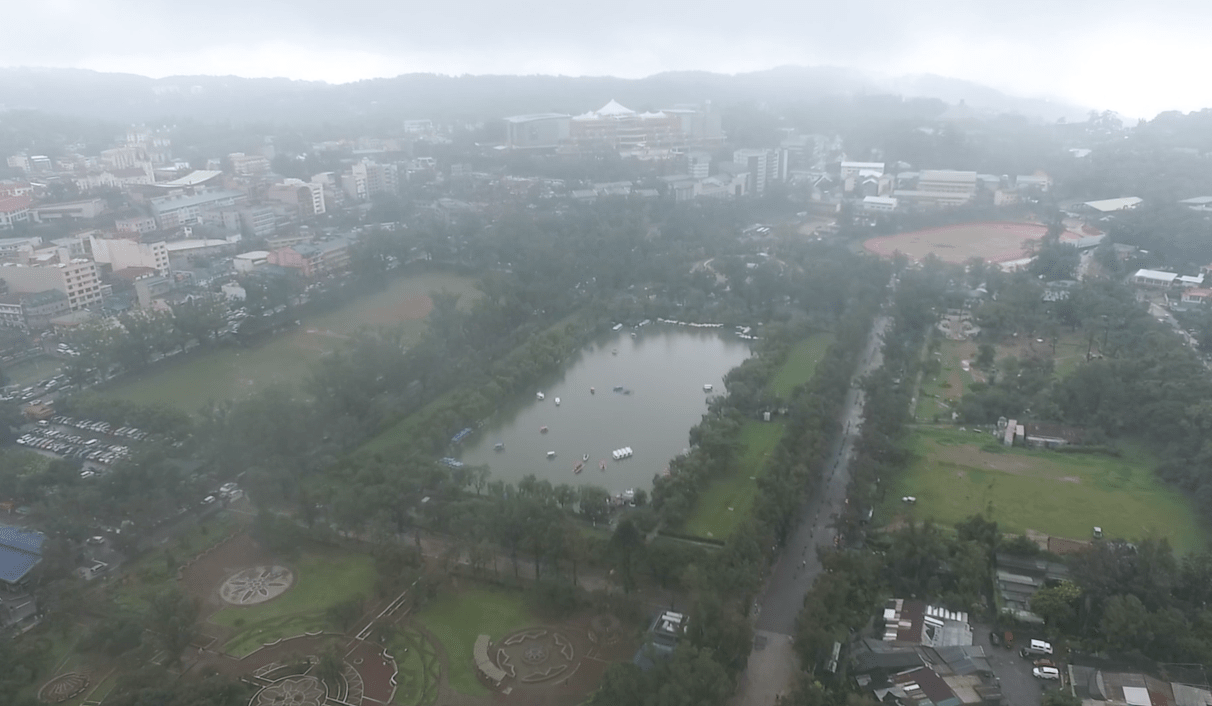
[[342, 160, 398, 202], [686, 151, 711, 179], [115, 216, 159, 235], [0, 181, 32, 198], [266, 178, 326, 217], [215, 206, 276, 239], [228, 152, 271, 176], [0, 260, 102, 310], [267, 238, 351, 278], [89, 236, 171, 275], [0, 235, 41, 259], [0, 289, 71, 330], [31, 199, 107, 222], [0, 194, 32, 230], [101, 146, 145, 170], [149, 190, 246, 229], [916, 170, 978, 197], [503, 113, 571, 150], [732, 149, 787, 195]]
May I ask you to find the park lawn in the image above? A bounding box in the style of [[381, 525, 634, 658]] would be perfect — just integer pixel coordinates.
[[769, 333, 833, 397], [114, 512, 244, 611], [879, 427, 1205, 553], [416, 587, 536, 697], [915, 340, 976, 423], [101, 272, 478, 414], [682, 421, 786, 540], [210, 551, 376, 656], [391, 628, 440, 706]]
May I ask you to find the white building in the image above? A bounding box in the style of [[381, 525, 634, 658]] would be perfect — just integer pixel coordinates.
[[89, 236, 171, 275], [733, 148, 786, 194], [233, 250, 270, 273], [150, 190, 246, 229], [841, 161, 885, 180], [1086, 197, 1142, 213], [863, 196, 898, 213], [0, 194, 32, 230], [917, 170, 978, 197], [0, 260, 102, 310], [1132, 269, 1178, 288]]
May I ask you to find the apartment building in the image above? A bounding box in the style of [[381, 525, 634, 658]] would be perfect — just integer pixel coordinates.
[[228, 152, 271, 176], [0, 194, 32, 230], [267, 238, 351, 278], [149, 190, 246, 229], [115, 216, 159, 235], [266, 178, 326, 217], [0, 260, 102, 310], [89, 236, 171, 274], [0, 290, 71, 330], [342, 161, 399, 202]]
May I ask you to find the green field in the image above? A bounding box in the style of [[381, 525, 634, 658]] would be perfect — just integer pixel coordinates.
[[391, 627, 440, 706], [769, 333, 833, 398], [416, 588, 535, 697], [879, 427, 1205, 553], [101, 273, 478, 414], [683, 421, 786, 539], [209, 552, 376, 656]]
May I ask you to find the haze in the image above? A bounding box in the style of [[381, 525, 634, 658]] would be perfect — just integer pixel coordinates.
[[2, 0, 1207, 120]]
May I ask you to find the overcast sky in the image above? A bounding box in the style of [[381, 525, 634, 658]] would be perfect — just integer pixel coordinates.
[[2, 1, 1206, 119]]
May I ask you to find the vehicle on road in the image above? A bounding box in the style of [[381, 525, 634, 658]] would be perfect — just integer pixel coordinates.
[[1033, 666, 1060, 680], [1020, 639, 1053, 657]]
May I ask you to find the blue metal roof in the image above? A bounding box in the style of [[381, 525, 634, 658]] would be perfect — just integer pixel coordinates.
[[0, 526, 45, 584]]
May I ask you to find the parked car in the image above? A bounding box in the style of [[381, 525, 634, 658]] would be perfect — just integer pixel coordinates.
[[1033, 666, 1060, 680], [1020, 639, 1054, 658]]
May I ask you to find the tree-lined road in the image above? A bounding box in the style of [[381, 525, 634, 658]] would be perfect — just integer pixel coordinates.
[[732, 296, 893, 705]]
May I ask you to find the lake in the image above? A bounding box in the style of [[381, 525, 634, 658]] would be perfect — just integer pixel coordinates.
[[459, 328, 751, 493]]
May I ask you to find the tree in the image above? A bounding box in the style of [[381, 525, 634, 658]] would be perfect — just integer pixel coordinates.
[[610, 517, 644, 594], [1044, 688, 1082, 706], [1030, 581, 1081, 631], [314, 645, 344, 690], [1101, 594, 1153, 653], [975, 343, 996, 370], [146, 587, 200, 667]]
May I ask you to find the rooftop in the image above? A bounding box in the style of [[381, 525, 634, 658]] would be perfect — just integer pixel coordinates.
[[1086, 196, 1143, 212], [149, 189, 245, 212], [503, 113, 571, 123], [0, 525, 44, 584], [155, 170, 224, 187]]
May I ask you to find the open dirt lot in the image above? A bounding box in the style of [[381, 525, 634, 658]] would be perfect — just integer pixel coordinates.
[[864, 222, 1052, 264]]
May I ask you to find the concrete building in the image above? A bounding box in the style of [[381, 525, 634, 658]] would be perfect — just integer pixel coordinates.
[[917, 170, 978, 198], [233, 250, 270, 272], [266, 178, 326, 217], [31, 199, 107, 222], [0, 290, 70, 330], [0, 194, 32, 230], [733, 148, 786, 194], [115, 216, 158, 234], [0, 260, 102, 310], [503, 113, 572, 150], [0, 525, 45, 590], [215, 206, 276, 239], [1132, 269, 1178, 288], [0, 235, 41, 259], [133, 274, 174, 309], [342, 160, 399, 202], [267, 238, 351, 278], [841, 161, 886, 180], [863, 196, 898, 213], [228, 152, 271, 176], [1085, 196, 1142, 213], [149, 190, 246, 229], [89, 236, 171, 275], [686, 151, 712, 179]]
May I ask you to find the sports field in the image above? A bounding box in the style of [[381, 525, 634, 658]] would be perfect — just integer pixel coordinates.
[[769, 333, 833, 397], [864, 222, 1070, 264], [879, 427, 1205, 553], [683, 421, 785, 539], [101, 272, 477, 414]]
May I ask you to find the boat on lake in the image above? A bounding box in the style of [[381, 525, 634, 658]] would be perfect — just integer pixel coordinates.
[[547, 451, 556, 459], [540, 426, 548, 434], [703, 384, 713, 392], [574, 462, 584, 474], [494, 442, 505, 451], [612, 348, 618, 355], [612, 385, 624, 392], [554, 397, 560, 406], [536, 392, 545, 401], [582, 453, 590, 462], [590, 387, 595, 394], [599, 460, 607, 470]]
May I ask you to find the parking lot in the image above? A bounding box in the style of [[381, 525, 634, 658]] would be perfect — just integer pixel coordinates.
[[15, 415, 150, 471], [974, 624, 1066, 706]]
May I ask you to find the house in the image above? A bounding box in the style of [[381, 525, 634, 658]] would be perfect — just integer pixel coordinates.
[[1069, 667, 1209, 706], [863, 196, 898, 213], [1023, 422, 1085, 448], [267, 238, 350, 278], [1133, 269, 1178, 288], [994, 552, 1070, 622], [1182, 288, 1212, 306], [880, 599, 972, 648], [0, 194, 32, 230]]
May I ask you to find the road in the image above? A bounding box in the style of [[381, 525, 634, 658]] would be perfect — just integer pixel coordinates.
[[732, 298, 893, 705]]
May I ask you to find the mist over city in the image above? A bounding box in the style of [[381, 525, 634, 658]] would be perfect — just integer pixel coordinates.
[[0, 4, 1210, 706]]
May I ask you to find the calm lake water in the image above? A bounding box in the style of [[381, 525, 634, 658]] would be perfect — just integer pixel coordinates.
[[459, 328, 751, 493]]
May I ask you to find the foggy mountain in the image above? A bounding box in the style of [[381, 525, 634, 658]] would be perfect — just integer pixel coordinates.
[[0, 65, 1090, 126]]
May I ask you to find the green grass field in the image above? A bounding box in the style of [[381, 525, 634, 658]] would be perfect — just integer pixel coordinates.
[[101, 273, 478, 414], [769, 333, 833, 398], [391, 628, 440, 706], [416, 588, 535, 697], [879, 427, 1205, 553], [683, 421, 786, 539], [210, 552, 376, 656]]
